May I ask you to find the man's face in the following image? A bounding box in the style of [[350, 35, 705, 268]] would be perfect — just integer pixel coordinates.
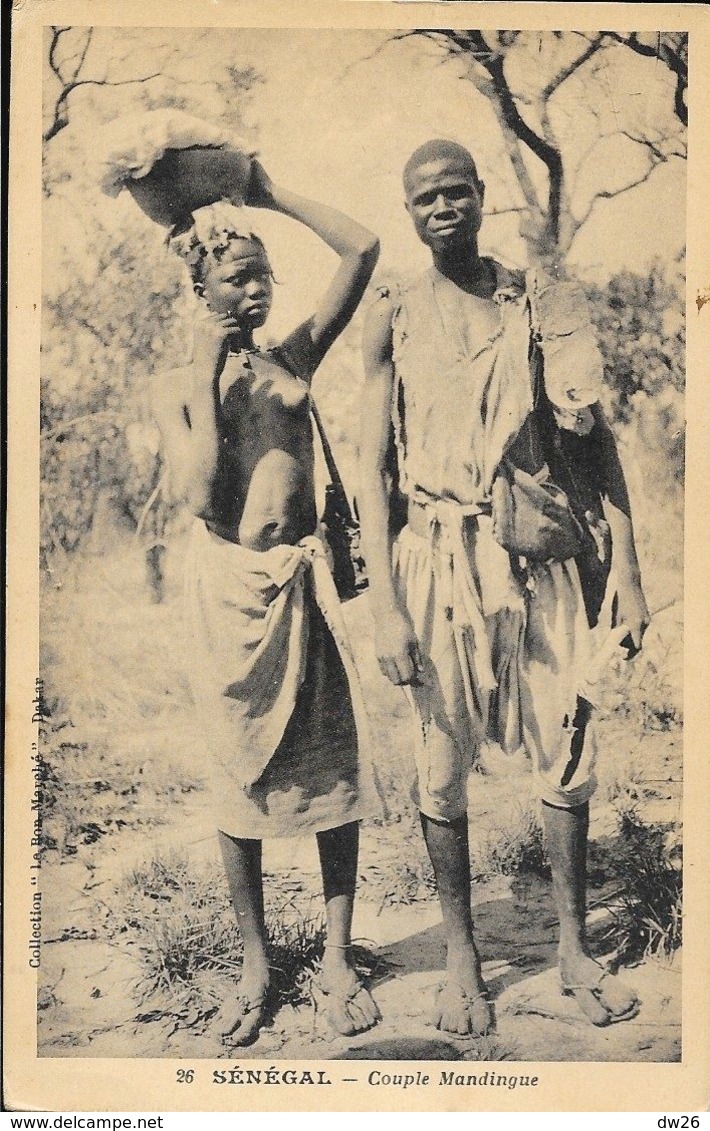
[[404, 158, 484, 251]]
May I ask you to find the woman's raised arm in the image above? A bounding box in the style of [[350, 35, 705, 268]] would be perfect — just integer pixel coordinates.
[[247, 161, 379, 378]]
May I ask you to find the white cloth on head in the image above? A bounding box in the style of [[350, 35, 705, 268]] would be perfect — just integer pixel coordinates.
[[98, 109, 256, 197]]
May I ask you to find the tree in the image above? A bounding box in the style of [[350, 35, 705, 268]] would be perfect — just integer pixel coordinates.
[[586, 259, 685, 485], [44, 27, 161, 146], [384, 31, 687, 266], [40, 28, 262, 597]]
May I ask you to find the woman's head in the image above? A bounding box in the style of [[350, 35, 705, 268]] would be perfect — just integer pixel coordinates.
[[169, 203, 273, 328]]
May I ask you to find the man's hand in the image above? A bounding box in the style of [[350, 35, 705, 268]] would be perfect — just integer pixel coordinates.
[[615, 576, 650, 658], [374, 606, 424, 686], [192, 310, 240, 381], [246, 159, 276, 210]]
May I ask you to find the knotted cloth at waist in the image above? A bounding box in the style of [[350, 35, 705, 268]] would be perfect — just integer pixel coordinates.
[[184, 520, 373, 791], [403, 490, 527, 702]]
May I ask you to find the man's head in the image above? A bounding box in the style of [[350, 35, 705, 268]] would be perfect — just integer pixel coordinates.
[[403, 140, 485, 252]]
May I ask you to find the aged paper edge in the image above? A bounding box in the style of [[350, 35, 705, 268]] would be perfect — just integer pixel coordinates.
[[5, 0, 710, 1113]]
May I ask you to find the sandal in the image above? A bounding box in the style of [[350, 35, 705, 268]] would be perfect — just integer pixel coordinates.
[[561, 965, 639, 1027], [318, 971, 381, 1037], [434, 981, 495, 1038], [212, 989, 269, 1046]]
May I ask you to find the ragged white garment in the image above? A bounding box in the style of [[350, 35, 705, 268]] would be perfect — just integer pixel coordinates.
[[394, 508, 597, 818], [389, 262, 600, 818], [184, 520, 381, 835]]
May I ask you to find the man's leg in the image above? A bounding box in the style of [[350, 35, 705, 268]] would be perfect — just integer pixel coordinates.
[[420, 812, 494, 1036], [543, 800, 639, 1023], [316, 821, 380, 1034], [215, 831, 270, 1042]]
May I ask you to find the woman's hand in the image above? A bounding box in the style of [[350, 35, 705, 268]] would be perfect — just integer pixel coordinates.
[[192, 309, 240, 381], [374, 606, 424, 686], [246, 159, 276, 210]]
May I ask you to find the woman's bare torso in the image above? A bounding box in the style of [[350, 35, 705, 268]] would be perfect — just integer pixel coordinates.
[[188, 348, 317, 549]]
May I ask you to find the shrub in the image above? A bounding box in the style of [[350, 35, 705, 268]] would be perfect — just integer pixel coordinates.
[[600, 805, 682, 963], [102, 852, 385, 1033], [470, 805, 550, 881]]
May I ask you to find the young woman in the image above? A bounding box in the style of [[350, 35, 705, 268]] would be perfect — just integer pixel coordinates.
[[152, 161, 381, 1046]]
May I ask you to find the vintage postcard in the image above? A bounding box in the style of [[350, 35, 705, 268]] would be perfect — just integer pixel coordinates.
[[5, 0, 710, 1113]]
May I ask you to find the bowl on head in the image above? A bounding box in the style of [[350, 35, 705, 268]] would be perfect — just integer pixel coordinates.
[[126, 146, 253, 228]]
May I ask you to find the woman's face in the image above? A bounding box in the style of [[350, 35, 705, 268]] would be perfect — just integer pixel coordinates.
[[201, 238, 273, 328]]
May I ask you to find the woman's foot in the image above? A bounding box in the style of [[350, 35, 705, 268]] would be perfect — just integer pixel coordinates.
[[319, 946, 381, 1036], [213, 989, 269, 1046], [560, 952, 639, 1026], [213, 959, 270, 1046]]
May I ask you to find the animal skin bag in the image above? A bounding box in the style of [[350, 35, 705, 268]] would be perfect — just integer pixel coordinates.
[[491, 457, 587, 563]]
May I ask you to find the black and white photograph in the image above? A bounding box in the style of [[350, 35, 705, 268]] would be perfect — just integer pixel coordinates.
[[5, 0, 708, 1114]]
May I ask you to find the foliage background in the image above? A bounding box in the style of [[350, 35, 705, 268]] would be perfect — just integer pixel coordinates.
[[40, 25, 685, 743]]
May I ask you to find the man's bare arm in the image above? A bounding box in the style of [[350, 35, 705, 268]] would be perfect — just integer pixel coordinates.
[[359, 294, 422, 686]]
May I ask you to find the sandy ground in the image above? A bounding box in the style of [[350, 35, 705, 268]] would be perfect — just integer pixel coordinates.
[[36, 567, 682, 1064], [37, 729, 681, 1064]]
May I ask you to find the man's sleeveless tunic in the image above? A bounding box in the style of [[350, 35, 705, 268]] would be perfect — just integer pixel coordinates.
[[389, 262, 601, 818]]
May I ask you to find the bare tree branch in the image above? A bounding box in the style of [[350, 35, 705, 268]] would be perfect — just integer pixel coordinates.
[[483, 205, 527, 217], [541, 34, 606, 100], [464, 31, 562, 173], [568, 133, 612, 196], [461, 62, 541, 215], [573, 160, 661, 231], [47, 27, 69, 82], [43, 25, 163, 144], [67, 28, 93, 85], [45, 28, 93, 143], [620, 129, 687, 163], [601, 31, 687, 126]]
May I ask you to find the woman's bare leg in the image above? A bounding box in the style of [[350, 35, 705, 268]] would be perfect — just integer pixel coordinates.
[[316, 821, 380, 1033], [216, 831, 270, 1042]]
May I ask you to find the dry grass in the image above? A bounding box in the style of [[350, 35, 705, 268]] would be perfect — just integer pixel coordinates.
[[470, 803, 550, 881], [599, 804, 682, 963], [40, 541, 206, 857], [359, 818, 437, 907], [38, 711, 202, 855], [100, 851, 388, 1036]]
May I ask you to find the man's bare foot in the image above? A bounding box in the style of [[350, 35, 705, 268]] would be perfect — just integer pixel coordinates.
[[434, 980, 494, 1038], [560, 951, 639, 1026], [319, 946, 381, 1036], [434, 952, 494, 1038]]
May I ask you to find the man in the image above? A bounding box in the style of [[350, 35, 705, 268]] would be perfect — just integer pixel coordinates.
[[359, 139, 649, 1037]]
